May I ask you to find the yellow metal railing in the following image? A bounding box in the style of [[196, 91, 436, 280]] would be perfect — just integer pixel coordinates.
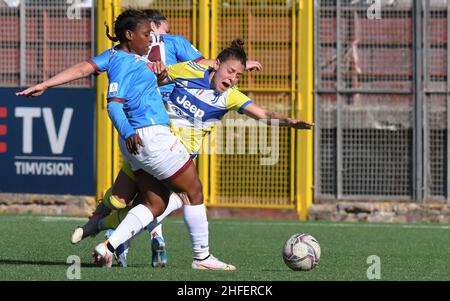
[[296, 0, 314, 220], [197, 0, 211, 203], [95, 0, 119, 199], [290, 0, 297, 208]]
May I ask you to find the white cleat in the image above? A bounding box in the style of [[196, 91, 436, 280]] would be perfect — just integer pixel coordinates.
[[71, 227, 84, 244], [70, 213, 102, 244], [92, 242, 113, 268], [192, 254, 236, 271]]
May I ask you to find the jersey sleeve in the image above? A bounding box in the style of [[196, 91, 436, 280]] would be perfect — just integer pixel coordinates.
[[174, 35, 204, 62], [88, 48, 111, 74], [106, 79, 131, 100], [226, 88, 253, 114], [167, 61, 206, 82], [167, 61, 188, 82], [107, 101, 135, 140]]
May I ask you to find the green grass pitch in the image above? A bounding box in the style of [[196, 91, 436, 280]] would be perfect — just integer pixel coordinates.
[[0, 215, 449, 281]]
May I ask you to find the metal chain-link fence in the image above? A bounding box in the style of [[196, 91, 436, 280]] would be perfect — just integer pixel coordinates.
[[121, 0, 194, 41], [211, 0, 295, 207], [424, 0, 449, 201], [315, 0, 450, 203], [0, 0, 93, 87]]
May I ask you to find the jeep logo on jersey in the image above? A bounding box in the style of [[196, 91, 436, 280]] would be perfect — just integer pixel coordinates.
[[175, 95, 205, 119]]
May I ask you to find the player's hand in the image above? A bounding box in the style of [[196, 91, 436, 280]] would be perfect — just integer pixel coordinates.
[[153, 61, 168, 82], [16, 83, 48, 97], [289, 119, 314, 130], [126, 134, 144, 155], [246, 60, 262, 72]]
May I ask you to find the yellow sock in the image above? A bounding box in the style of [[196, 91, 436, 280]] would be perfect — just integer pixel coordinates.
[[101, 207, 131, 229], [102, 187, 127, 210]]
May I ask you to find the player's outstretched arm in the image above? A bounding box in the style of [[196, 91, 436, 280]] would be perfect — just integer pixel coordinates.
[[16, 61, 96, 97], [242, 103, 313, 129]]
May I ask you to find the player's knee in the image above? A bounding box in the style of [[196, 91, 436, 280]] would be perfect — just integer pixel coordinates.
[[188, 180, 203, 205], [102, 187, 127, 210], [145, 202, 166, 217], [155, 203, 166, 217]]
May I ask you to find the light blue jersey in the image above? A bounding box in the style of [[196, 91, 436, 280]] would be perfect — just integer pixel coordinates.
[[147, 34, 204, 100], [89, 47, 169, 140]]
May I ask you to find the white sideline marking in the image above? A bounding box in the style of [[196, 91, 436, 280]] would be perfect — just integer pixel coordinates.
[[203, 220, 450, 230], [5, 215, 450, 230]]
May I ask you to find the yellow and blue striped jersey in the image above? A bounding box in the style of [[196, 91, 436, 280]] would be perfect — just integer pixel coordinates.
[[166, 61, 253, 154]]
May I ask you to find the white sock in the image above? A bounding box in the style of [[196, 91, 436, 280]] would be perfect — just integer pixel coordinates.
[[108, 204, 154, 249], [148, 193, 183, 237], [183, 203, 209, 259]]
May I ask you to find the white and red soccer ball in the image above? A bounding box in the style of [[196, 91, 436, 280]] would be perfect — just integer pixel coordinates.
[[282, 233, 321, 271]]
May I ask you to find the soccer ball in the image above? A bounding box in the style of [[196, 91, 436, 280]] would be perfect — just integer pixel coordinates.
[[282, 233, 321, 271]]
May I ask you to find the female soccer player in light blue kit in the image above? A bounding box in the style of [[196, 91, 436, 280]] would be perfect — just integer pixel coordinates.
[[83, 9, 225, 269], [17, 9, 236, 270], [99, 9, 210, 267], [76, 10, 262, 268]]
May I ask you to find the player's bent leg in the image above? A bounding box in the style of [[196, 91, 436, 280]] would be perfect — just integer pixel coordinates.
[[71, 194, 111, 244], [98, 207, 131, 231], [95, 208, 131, 267], [98, 186, 176, 268], [104, 169, 138, 211], [94, 172, 170, 267], [71, 187, 124, 244], [163, 161, 203, 205], [93, 204, 154, 268], [163, 163, 236, 270], [105, 229, 129, 267], [114, 126, 234, 269], [72, 169, 138, 244]]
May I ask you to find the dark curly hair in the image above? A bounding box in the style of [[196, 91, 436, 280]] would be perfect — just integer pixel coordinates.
[[105, 9, 148, 43]]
